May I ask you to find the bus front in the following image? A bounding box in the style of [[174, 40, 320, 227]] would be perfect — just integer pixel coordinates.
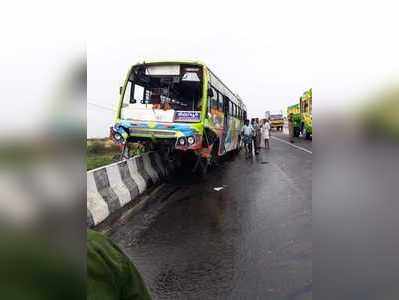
[[112, 62, 206, 152]]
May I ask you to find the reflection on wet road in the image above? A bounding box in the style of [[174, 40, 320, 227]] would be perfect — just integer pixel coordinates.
[[110, 132, 312, 299]]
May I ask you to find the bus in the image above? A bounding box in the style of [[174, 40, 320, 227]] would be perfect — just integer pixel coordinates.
[[110, 60, 247, 174]]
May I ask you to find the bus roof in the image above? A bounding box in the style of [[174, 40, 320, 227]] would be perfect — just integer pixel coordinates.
[[132, 59, 205, 67]]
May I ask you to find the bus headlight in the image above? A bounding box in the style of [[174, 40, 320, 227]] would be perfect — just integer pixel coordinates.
[[187, 136, 195, 145], [114, 133, 122, 141], [178, 137, 186, 145]]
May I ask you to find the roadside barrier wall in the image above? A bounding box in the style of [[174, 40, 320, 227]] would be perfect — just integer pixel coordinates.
[[87, 152, 172, 227]]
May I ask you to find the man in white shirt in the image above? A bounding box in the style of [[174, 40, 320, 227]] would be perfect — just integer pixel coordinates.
[[241, 119, 254, 158], [261, 119, 271, 149]]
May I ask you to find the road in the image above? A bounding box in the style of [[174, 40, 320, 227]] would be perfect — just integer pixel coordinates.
[[108, 131, 312, 299]]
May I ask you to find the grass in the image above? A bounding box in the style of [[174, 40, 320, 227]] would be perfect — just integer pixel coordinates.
[[87, 138, 120, 171], [86, 138, 145, 171], [87, 154, 118, 171]]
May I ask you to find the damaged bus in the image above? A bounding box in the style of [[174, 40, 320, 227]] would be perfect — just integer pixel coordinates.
[[111, 60, 247, 174]]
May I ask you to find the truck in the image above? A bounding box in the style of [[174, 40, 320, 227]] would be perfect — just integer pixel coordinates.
[[270, 113, 284, 131], [287, 88, 312, 139], [300, 88, 312, 139]]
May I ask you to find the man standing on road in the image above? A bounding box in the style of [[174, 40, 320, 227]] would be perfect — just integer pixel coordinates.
[[255, 118, 262, 153], [241, 119, 254, 159], [251, 119, 260, 155], [261, 119, 271, 149]]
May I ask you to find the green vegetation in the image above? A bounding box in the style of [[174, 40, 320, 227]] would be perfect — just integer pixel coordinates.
[[87, 139, 120, 171], [292, 113, 302, 128], [87, 139, 146, 171]]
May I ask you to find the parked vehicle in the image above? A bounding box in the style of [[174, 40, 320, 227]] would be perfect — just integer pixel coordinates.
[[300, 89, 312, 139], [287, 89, 312, 139], [270, 114, 284, 131]]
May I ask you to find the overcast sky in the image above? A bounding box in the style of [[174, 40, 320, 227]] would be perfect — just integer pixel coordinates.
[[87, 1, 398, 137], [0, 1, 397, 138], [88, 1, 315, 137]]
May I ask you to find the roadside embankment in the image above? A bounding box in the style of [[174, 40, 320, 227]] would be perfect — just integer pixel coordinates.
[[87, 152, 177, 227]]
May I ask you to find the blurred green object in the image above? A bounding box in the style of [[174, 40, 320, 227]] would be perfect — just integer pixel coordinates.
[[362, 88, 399, 141], [87, 229, 151, 300], [0, 230, 84, 300]]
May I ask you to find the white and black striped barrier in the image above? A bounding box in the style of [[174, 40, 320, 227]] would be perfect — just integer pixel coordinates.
[[87, 152, 177, 227]]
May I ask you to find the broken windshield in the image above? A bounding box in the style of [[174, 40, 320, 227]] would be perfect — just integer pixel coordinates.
[[122, 64, 203, 112]]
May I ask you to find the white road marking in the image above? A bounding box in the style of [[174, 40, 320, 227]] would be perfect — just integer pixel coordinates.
[[271, 136, 312, 154]]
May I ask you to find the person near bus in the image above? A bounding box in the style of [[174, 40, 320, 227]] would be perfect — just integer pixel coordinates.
[[261, 119, 271, 149], [87, 229, 151, 300], [241, 119, 254, 159], [251, 119, 259, 155], [254, 118, 262, 153]]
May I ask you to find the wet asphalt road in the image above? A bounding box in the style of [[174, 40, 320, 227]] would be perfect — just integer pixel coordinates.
[[110, 131, 312, 299]]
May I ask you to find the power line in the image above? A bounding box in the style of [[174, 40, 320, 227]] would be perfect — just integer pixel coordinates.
[[87, 101, 115, 112]]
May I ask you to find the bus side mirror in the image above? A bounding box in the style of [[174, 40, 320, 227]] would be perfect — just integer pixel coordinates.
[[119, 86, 123, 95], [208, 88, 214, 98]]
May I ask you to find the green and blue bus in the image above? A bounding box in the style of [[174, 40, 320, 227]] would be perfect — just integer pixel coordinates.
[[111, 60, 247, 173]]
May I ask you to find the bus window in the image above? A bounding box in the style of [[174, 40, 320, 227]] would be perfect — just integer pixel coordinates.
[[133, 83, 145, 103], [129, 64, 203, 111], [122, 81, 132, 104], [228, 100, 233, 116], [211, 87, 218, 110], [223, 96, 228, 115], [217, 92, 224, 112], [208, 86, 217, 112], [122, 81, 144, 104]]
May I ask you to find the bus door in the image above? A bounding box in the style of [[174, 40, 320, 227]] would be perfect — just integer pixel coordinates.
[[221, 96, 229, 154]]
